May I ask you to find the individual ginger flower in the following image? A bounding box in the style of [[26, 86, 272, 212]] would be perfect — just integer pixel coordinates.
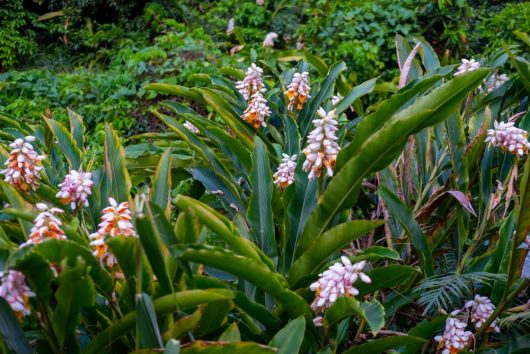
[[263, 32, 278, 48], [256, 0, 264, 5], [296, 38, 304, 50], [302, 108, 341, 179], [310, 257, 371, 313], [273, 154, 297, 190], [465, 295, 500, 332], [485, 73, 509, 93], [454, 58, 480, 76], [235, 63, 265, 102], [242, 91, 270, 129], [23, 203, 66, 246], [331, 94, 343, 106], [435, 311, 472, 354], [89, 197, 136, 268], [226, 18, 235, 35], [285, 72, 311, 111], [56, 170, 94, 210], [0, 270, 35, 320], [0, 136, 45, 192], [485, 121, 530, 157], [183, 121, 200, 134]]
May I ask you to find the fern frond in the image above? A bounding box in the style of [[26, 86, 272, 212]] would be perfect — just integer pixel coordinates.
[[413, 272, 506, 315]]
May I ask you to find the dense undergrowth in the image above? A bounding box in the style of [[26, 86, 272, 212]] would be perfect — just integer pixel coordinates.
[[2, 1, 530, 353]]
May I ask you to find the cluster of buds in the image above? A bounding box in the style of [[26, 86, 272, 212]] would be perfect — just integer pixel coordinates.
[[0, 270, 35, 320], [310, 257, 371, 318], [226, 18, 235, 35], [24, 203, 66, 246], [56, 170, 94, 210], [485, 73, 509, 93], [454, 58, 481, 76], [331, 94, 343, 107], [1, 136, 45, 192], [242, 91, 271, 129], [302, 108, 340, 179], [256, 0, 264, 5], [465, 295, 500, 332], [263, 32, 278, 48], [89, 198, 136, 268], [285, 72, 311, 111], [485, 121, 530, 157], [435, 311, 473, 354], [183, 121, 200, 134], [273, 154, 297, 190], [236, 63, 265, 101]]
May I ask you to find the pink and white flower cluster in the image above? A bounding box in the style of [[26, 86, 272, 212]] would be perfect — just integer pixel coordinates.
[[0, 270, 35, 320], [236, 64, 271, 129], [310, 256, 371, 324], [435, 311, 472, 354], [273, 154, 297, 190], [236, 64, 265, 102], [89, 198, 136, 268], [454, 58, 480, 76], [24, 203, 66, 246], [303, 108, 340, 179], [1, 136, 45, 192], [263, 32, 278, 48], [285, 72, 311, 111], [465, 295, 500, 332], [486, 121, 530, 157], [485, 73, 509, 93], [56, 170, 94, 210]]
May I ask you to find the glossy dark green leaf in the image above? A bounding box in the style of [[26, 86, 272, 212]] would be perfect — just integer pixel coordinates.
[[248, 137, 275, 256], [179, 244, 311, 317], [343, 335, 427, 354], [0, 298, 32, 354], [325, 298, 385, 335], [136, 293, 164, 349], [379, 185, 433, 276], [402, 316, 446, 354], [84, 289, 235, 354], [67, 108, 86, 151], [180, 341, 275, 353], [52, 257, 96, 353], [43, 118, 83, 170], [335, 78, 377, 115], [269, 316, 305, 354], [151, 147, 172, 216], [355, 265, 419, 297], [289, 220, 383, 286], [135, 200, 175, 295], [102, 124, 132, 204]]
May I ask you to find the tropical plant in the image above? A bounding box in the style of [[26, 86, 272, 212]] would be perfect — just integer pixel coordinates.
[[1, 32, 530, 354]]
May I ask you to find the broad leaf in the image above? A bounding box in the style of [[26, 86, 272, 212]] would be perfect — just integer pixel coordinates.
[[269, 316, 305, 354]]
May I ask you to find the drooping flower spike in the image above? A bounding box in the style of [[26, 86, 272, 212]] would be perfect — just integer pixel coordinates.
[[485, 73, 508, 93], [56, 170, 94, 210], [465, 295, 500, 333], [236, 63, 265, 102], [0, 136, 45, 192], [242, 91, 271, 129], [485, 121, 530, 157], [434, 310, 472, 354], [310, 257, 371, 314], [273, 154, 297, 190], [89, 198, 136, 268], [23, 203, 66, 246], [0, 270, 35, 320], [263, 32, 278, 48], [285, 72, 311, 111], [454, 58, 480, 76], [303, 108, 341, 179]]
